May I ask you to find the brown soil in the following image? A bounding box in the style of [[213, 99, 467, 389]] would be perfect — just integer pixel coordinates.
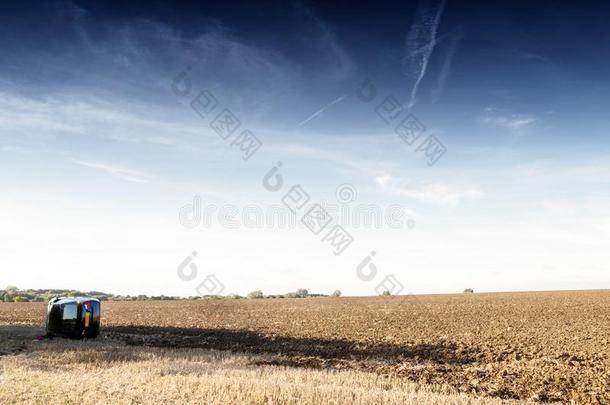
[[2, 290, 609, 403]]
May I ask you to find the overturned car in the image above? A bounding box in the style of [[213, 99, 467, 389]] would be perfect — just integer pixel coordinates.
[[46, 297, 101, 339]]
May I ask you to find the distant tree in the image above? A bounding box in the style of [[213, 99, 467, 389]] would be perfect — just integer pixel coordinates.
[[248, 290, 264, 299], [295, 289, 308, 298], [463, 288, 474, 293], [5, 286, 18, 293], [331, 290, 342, 297], [381, 290, 391, 297], [13, 296, 28, 302]]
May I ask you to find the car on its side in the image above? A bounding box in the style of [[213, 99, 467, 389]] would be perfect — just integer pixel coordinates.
[[46, 297, 101, 338]]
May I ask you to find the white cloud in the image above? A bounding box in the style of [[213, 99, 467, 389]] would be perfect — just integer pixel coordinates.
[[481, 106, 537, 129], [505, 158, 610, 184], [0, 92, 207, 146], [263, 132, 407, 178], [482, 114, 536, 129], [375, 174, 486, 206]]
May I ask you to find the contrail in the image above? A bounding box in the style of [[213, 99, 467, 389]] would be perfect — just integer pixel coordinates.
[[431, 28, 463, 103], [409, 30, 454, 57], [403, 0, 446, 109], [297, 93, 349, 126]]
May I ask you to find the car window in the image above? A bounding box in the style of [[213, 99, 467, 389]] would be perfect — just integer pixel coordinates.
[[63, 303, 77, 321]]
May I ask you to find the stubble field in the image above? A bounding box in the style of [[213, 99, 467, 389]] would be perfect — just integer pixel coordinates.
[[1, 290, 609, 404]]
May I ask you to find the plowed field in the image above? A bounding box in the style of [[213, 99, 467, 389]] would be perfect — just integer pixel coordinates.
[[2, 290, 609, 403]]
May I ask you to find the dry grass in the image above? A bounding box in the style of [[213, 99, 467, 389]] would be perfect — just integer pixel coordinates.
[[0, 329, 532, 405]]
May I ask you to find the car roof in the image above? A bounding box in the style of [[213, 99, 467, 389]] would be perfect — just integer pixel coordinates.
[[49, 297, 101, 305]]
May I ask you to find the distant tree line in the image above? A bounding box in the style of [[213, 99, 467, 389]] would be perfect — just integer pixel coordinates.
[[0, 286, 185, 302], [245, 289, 343, 299], [0, 286, 341, 302]]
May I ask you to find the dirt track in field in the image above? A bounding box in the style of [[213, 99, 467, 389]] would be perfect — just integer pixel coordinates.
[[2, 290, 609, 403]]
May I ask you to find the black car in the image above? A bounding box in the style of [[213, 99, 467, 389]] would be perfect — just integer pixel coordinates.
[[46, 297, 101, 339]]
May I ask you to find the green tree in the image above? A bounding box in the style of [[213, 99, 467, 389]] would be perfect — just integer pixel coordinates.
[[247, 290, 263, 299]]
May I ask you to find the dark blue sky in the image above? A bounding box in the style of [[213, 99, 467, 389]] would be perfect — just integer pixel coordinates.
[[2, 0, 609, 146], [1, 1, 609, 295]]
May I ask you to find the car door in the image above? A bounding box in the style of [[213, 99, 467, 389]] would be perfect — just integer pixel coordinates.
[[61, 302, 78, 336]]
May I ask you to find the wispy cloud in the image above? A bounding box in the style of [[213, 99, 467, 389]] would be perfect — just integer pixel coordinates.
[[293, 2, 356, 80], [481, 106, 537, 129], [499, 49, 551, 64], [376, 174, 485, 206], [431, 28, 463, 102], [483, 115, 537, 129], [0, 91, 219, 148], [73, 160, 154, 183]]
